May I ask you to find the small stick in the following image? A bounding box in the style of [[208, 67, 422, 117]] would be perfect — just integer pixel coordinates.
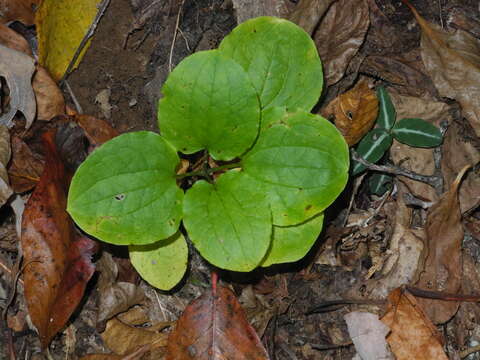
[[168, 0, 186, 73], [405, 285, 480, 302], [460, 345, 480, 359], [59, 0, 111, 85], [63, 80, 83, 114]]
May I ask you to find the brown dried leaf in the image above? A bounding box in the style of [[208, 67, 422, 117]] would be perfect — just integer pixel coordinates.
[[415, 166, 469, 324], [0, 125, 12, 206], [0, 0, 40, 25], [8, 135, 43, 193], [407, 2, 480, 136], [21, 130, 97, 347], [0, 23, 32, 55], [381, 288, 448, 360], [288, 0, 337, 35], [33, 66, 66, 121], [441, 120, 480, 213], [321, 79, 378, 146], [166, 285, 269, 360], [0, 44, 36, 128], [73, 114, 119, 147], [231, 0, 294, 24], [315, 0, 369, 85]]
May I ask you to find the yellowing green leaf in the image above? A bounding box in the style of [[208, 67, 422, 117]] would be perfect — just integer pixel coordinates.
[[36, 0, 103, 81]]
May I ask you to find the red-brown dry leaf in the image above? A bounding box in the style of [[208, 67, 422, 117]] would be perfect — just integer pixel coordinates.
[[166, 285, 269, 360], [73, 114, 119, 146], [0, 0, 40, 25], [321, 79, 378, 146], [381, 288, 448, 360], [315, 0, 369, 85], [21, 130, 97, 347], [414, 166, 469, 324], [8, 135, 44, 192], [404, 0, 480, 137]]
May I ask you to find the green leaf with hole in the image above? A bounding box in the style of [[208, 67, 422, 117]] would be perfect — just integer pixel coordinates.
[[376, 86, 396, 130], [129, 232, 188, 290], [219, 16, 323, 112], [353, 129, 393, 175], [67, 131, 183, 245], [242, 111, 349, 226], [261, 214, 324, 267], [183, 171, 272, 271], [369, 173, 393, 196], [158, 50, 260, 161], [392, 118, 442, 148]]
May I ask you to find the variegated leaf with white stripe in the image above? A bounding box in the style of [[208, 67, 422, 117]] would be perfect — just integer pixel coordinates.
[[353, 129, 392, 175], [376, 87, 396, 130], [392, 118, 442, 148]]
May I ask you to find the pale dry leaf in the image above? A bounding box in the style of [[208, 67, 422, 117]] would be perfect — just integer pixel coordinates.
[[231, 0, 294, 24], [415, 166, 469, 324], [381, 289, 448, 360], [389, 93, 450, 203], [0, 125, 12, 206], [344, 312, 394, 360], [0, 44, 36, 128], [408, 3, 480, 136], [288, 0, 337, 35], [315, 0, 369, 85]]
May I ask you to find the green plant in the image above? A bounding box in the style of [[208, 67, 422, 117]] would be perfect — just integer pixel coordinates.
[[67, 17, 349, 290], [353, 86, 443, 195]]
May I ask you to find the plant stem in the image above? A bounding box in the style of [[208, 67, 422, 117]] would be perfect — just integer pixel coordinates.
[[175, 162, 241, 179]]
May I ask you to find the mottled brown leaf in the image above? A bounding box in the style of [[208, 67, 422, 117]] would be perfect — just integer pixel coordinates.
[[321, 79, 378, 146], [166, 285, 269, 360], [288, 0, 337, 35], [33, 66, 66, 121], [381, 288, 448, 360], [315, 0, 369, 85], [405, 1, 480, 136], [231, 0, 293, 24], [21, 130, 97, 347], [415, 166, 469, 324], [0, 0, 40, 25], [8, 135, 43, 193], [0, 125, 12, 206]]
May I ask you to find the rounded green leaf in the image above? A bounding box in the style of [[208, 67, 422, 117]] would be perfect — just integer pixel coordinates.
[[129, 232, 188, 291], [369, 173, 393, 196], [67, 131, 183, 245], [242, 111, 349, 226], [261, 213, 324, 267], [353, 129, 393, 175], [376, 86, 396, 130], [392, 118, 442, 148], [158, 50, 260, 161], [219, 16, 323, 112], [183, 171, 272, 272]]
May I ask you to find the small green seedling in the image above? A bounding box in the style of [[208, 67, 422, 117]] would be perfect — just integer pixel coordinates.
[[67, 17, 349, 290], [353, 87, 443, 195]]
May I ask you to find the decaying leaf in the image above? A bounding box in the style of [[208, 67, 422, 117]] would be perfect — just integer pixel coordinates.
[[321, 79, 378, 146], [389, 93, 450, 202], [36, 0, 104, 81], [166, 285, 269, 360], [415, 166, 469, 324], [0, 125, 12, 206], [0, 23, 32, 55], [288, 0, 337, 35], [315, 0, 369, 85], [21, 130, 97, 347], [73, 114, 119, 146], [406, 1, 480, 137], [231, 0, 293, 24], [381, 288, 448, 360], [0, 0, 40, 25], [8, 135, 44, 193], [33, 66, 66, 121], [0, 44, 36, 128], [441, 120, 480, 213]]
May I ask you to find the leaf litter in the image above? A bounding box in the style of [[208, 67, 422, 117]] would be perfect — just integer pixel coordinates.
[[0, 0, 479, 359]]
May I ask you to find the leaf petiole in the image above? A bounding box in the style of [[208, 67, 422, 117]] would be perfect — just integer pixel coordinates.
[[175, 162, 241, 179]]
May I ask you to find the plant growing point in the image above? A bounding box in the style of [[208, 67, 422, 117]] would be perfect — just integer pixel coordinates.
[[67, 16, 350, 290]]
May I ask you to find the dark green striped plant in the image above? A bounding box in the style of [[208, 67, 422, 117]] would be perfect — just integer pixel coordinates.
[[353, 87, 443, 195]]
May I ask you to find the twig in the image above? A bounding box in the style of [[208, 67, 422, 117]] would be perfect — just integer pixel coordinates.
[[63, 80, 83, 114], [351, 150, 442, 190], [460, 345, 480, 359], [361, 187, 392, 227], [59, 0, 111, 85], [168, 0, 186, 73], [405, 285, 480, 302], [342, 173, 366, 227]]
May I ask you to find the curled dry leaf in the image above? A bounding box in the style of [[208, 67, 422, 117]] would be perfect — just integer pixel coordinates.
[[381, 288, 448, 360], [0, 0, 40, 25], [21, 130, 97, 347], [166, 285, 269, 360], [288, 0, 337, 35], [0, 23, 32, 55], [441, 120, 480, 213], [415, 166, 470, 324], [321, 79, 378, 146], [406, 1, 480, 136], [0, 125, 12, 206], [8, 135, 44, 193], [0, 44, 36, 128], [315, 0, 369, 85]]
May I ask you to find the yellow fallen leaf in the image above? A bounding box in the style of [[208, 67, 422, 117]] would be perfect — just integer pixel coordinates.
[[35, 0, 104, 81]]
